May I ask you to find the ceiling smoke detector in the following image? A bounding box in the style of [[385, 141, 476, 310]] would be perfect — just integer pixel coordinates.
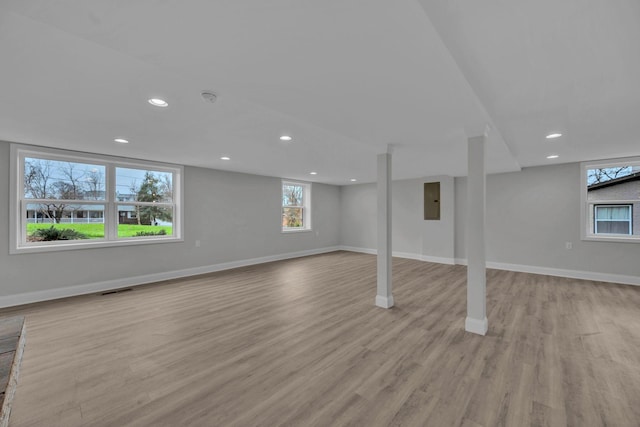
[[201, 91, 218, 104]]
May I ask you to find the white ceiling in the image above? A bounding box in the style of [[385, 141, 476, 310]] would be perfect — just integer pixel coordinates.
[[1, 1, 638, 184]]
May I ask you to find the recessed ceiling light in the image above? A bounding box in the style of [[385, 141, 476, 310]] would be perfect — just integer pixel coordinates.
[[280, 135, 292, 141], [546, 133, 562, 139], [547, 154, 559, 159], [220, 156, 231, 161], [148, 98, 168, 107], [310, 172, 318, 175], [350, 179, 357, 182], [114, 138, 129, 144]]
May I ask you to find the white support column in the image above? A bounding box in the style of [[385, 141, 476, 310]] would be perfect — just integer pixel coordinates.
[[465, 127, 489, 335], [375, 146, 394, 309]]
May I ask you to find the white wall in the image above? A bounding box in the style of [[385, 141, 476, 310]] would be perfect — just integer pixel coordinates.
[[339, 162, 639, 283], [3, 138, 639, 307], [0, 141, 341, 304], [340, 176, 455, 262], [455, 163, 640, 279]]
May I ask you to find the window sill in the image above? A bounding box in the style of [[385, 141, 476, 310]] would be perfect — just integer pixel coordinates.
[[581, 235, 640, 244], [10, 236, 183, 255], [281, 228, 313, 234]]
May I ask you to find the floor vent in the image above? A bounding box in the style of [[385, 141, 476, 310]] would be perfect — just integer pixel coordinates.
[[100, 288, 133, 296]]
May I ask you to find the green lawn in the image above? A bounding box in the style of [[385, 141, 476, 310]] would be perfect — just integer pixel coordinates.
[[116, 224, 172, 238], [27, 223, 172, 239]]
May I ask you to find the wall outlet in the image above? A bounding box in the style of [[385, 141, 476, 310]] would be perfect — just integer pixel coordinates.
[[195, 240, 201, 248], [565, 242, 573, 250]]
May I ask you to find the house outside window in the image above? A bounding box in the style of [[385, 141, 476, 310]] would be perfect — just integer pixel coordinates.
[[581, 157, 640, 242], [10, 144, 183, 253], [282, 181, 311, 232], [594, 205, 632, 235]]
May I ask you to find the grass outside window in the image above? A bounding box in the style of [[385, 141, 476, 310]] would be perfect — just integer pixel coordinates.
[[26, 223, 173, 240]]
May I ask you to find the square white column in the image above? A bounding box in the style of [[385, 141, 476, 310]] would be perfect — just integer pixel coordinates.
[[376, 150, 393, 309], [465, 131, 488, 335]]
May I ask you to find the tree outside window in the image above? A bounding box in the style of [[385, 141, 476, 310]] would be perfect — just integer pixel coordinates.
[[282, 181, 310, 231]]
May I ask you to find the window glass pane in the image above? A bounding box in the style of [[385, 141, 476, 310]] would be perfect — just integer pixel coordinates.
[[24, 157, 106, 200], [587, 167, 634, 185], [26, 203, 105, 240], [116, 168, 173, 203], [117, 205, 173, 237], [596, 221, 630, 234], [594, 206, 632, 235], [282, 207, 304, 228], [595, 206, 630, 220], [282, 185, 303, 207]]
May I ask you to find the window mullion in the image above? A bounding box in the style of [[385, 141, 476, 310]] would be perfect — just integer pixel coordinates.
[[20, 200, 26, 245], [106, 163, 117, 240], [25, 198, 105, 205]]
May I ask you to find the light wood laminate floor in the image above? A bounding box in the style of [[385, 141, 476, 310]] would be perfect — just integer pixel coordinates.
[[2, 251, 640, 426]]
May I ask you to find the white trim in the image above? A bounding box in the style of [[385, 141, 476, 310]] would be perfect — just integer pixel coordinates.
[[7, 245, 636, 308], [340, 245, 377, 255], [10, 143, 184, 254], [375, 295, 394, 309], [339, 247, 639, 286], [391, 251, 423, 261], [282, 180, 311, 231], [421, 255, 456, 265], [339, 246, 455, 265], [0, 246, 341, 308], [581, 235, 640, 244], [581, 156, 640, 243], [454, 258, 640, 287], [9, 144, 19, 256], [594, 204, 632, 235], [12, 236, 184, 254], [465, 316, 488, 335]]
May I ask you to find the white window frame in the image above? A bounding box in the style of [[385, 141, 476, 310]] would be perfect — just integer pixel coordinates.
[[281, 180, 311, 233], [10, 144, 184, 254], [593, 204, 632, 235], [581, 156, 640, 243]]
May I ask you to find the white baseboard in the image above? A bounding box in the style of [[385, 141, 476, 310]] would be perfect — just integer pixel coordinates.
[[421, 255, 456, 265], [340, 246, 377, 255], [0, 246, 341, 308], [465, 316, 488, 336], [6, 245, 636, 308], [391, 251, 423, 261], [339, 246, 455, 265], [375, 295, 394, 309], [454, 258, 640, 286], [341, 247, 640, 287]]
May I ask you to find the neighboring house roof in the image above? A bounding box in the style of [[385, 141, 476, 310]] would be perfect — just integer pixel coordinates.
[[587, 172, 640, 191]]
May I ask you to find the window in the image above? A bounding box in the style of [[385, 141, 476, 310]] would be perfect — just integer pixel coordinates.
[[594, 205, 632, 235], [11, 144, 183, 253], [581, 156, 640, 242], [282, 181, 311, 232]]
